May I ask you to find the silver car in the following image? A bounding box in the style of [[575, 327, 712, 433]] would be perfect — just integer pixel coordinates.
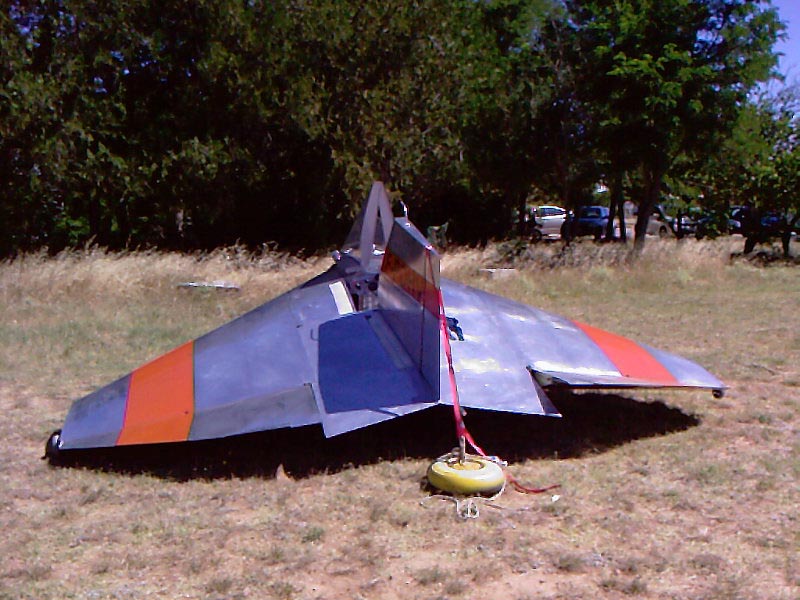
[[645, 204, 696, 238], [526, 205, 567, 241]]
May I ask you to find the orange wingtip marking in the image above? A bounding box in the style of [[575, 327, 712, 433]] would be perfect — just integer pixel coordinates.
[[574, 321, 678, 384], [116, 342, 194, 445]]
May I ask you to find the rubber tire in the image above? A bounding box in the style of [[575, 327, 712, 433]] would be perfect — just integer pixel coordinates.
[[44, 430, 62, 462], [427, 457, 505, 495], [530, 228, 543, 243]]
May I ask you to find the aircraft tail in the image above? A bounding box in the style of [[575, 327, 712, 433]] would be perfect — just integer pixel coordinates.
[[342, 181, 395, 272], [314, 191, 442, 437], [378, 216, 441, 395]]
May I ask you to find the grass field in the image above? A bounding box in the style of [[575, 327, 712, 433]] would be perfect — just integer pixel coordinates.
[[1, 238, 798, 599]]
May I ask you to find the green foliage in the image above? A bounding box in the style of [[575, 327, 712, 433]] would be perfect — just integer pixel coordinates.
[[283, 2, 486, 205], [748, 88, 800, 215], [0, 0, 788, 254], [566, 0, 782, 244]]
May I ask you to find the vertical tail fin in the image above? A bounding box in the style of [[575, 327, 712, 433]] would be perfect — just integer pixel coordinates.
[[378, 216, 441, 395]]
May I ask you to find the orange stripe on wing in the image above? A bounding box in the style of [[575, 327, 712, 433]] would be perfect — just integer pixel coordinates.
[[116, 342, 195, 445], [574, 321, 678, 384]]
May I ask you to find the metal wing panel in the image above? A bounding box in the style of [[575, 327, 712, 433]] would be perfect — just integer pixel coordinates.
[[318, 310, 437, 436], [188, 286, 339, 441], [316, 310, 438, 437], [59, 376, 130, 450], [639, 344, 724, 389], [188, 385, 319, 440], [318, 311, 433, 413], [118, 342, 195, 445], [535, 323, 723, 390], [439, 279, 560, 416], [439, 278, 723, 400], [59, 280, 353, 450]]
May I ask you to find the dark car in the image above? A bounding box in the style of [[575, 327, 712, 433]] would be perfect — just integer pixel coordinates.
[[729, 205, 745, 235], [695, 205, 796, 240], [695, 206, 742, 239], [760, 210, 785, 235], [575, 205, 610, 239]]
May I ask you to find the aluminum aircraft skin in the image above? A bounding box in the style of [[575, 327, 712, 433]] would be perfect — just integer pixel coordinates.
[[46, 182, 724, 457]]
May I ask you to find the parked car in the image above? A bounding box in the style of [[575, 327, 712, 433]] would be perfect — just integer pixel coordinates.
[[695, 205, 745, 239], [645, 204, 696, 238], [760, 210, 786, 236], [729, 205, 745, 235], [575, 205, 610, 239], [525, 205, 567, 242]]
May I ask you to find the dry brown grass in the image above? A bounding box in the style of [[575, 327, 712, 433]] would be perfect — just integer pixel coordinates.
[[1, 238, 798, 599]]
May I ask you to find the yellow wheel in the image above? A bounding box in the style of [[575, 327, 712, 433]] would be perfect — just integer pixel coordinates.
[[427, 456, 505, 495]]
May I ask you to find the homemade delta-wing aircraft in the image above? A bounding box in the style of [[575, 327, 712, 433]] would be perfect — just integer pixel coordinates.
[[45, 182, 724, 460]]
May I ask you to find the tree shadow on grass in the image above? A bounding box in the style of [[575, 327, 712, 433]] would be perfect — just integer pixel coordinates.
[[49, 391, 700, 481]]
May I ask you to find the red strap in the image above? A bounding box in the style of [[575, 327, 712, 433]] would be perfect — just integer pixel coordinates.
[[436, 286, 486, 456], [506, 472, 561, 495], [430, 251, 558, 495]]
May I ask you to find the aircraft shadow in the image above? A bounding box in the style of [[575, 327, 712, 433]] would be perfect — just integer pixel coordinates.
[[48, 391, 700, 481]]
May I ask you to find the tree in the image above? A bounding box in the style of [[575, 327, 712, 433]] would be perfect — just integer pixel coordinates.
[[567, 0, 783, 248], [0, 0, 787, 255], [741, 88, 800, 255], [451, 0, 605, 242], [2, 0, 533, 252], [1, 0, 344, 252], [282, 0, 512, 235]]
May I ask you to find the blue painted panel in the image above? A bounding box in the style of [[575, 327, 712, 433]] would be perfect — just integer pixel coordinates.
[[318, 311, 435, 413]]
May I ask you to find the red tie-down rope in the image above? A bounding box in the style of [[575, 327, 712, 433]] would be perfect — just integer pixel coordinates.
[[430, 252, 559, 495]]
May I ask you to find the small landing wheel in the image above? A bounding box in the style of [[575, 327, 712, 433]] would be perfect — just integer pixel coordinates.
[[44, 430, 62, 462], [427, 456, 505, 495]]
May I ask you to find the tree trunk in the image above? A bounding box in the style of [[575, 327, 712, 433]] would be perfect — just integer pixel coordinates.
[[782, 213, 799, 257], [606, 190, 618, 241], [606, 170, 625, 242], [634, 165, 665, 250], [618, 192, 627, 243], [516, 191, 527, 237]]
